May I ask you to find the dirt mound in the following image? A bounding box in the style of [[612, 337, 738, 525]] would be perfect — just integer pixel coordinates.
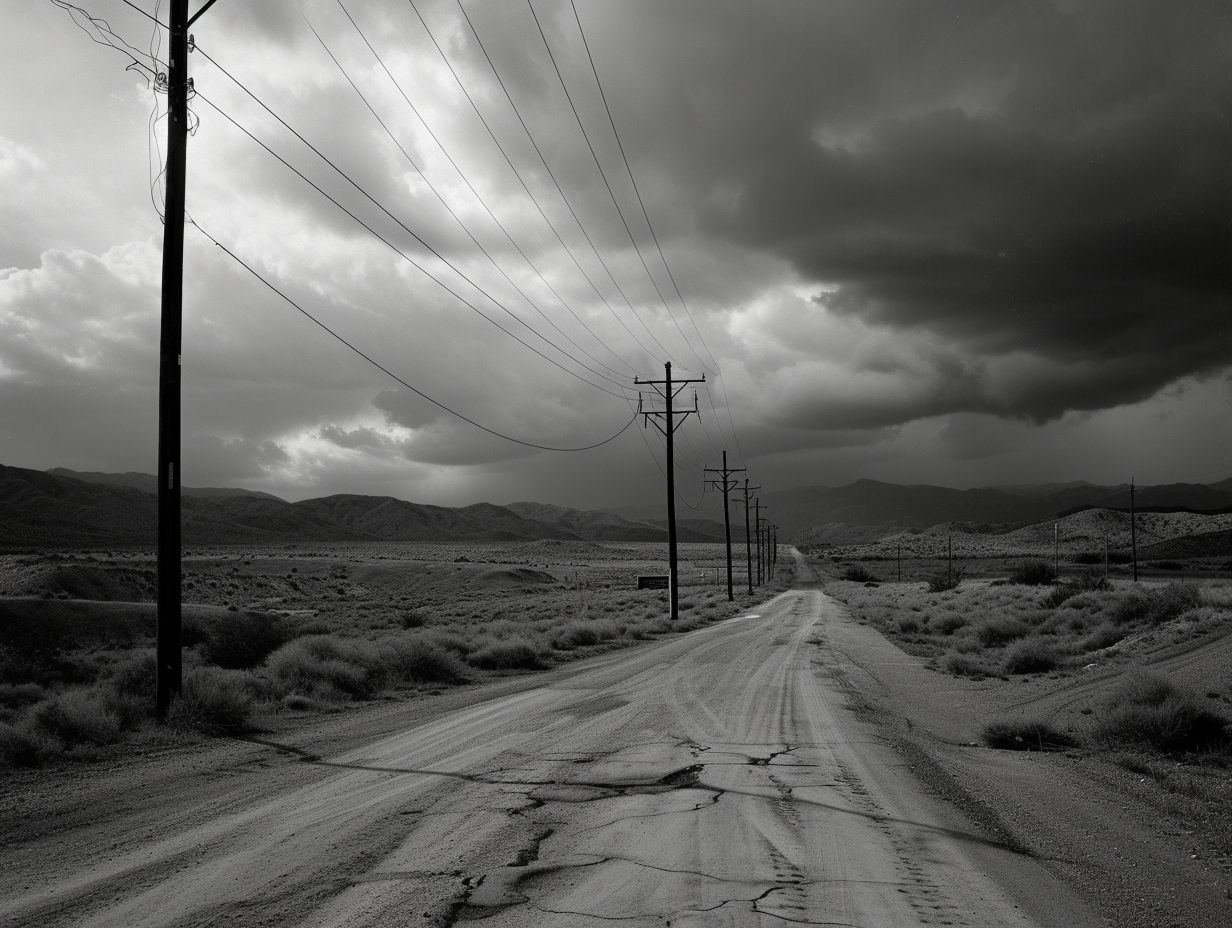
[[472, 567, 557, 587]]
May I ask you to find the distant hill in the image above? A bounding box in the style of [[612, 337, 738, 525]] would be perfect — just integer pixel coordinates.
[[504, 502, 667, 542], [1, 465, 571, 547], [764, 478, 1232, 542], [47, 468, 284, 501]]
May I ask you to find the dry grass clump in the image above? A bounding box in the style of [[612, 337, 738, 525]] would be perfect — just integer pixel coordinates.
[[982, 718, 1078, 751], [466, 637, 545, 670], [551, 620, 619, 650], [1010, 560, 1057, 586], [942, 653, 1001, 679], [1002, 638, 1063, 674], [266, 632, 464, 699], [925, 569, 962, 593], [167, 667, 254, 734], [1111, 583, 1201, 626], [1092, 668, 1230, 754], [182, 610, 294, 669]]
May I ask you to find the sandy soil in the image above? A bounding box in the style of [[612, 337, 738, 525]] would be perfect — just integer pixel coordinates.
[[1, 553, 1226, 926]]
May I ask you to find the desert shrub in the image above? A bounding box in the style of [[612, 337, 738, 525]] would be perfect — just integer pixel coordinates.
[[0, 720, 59, 768], [1010, 560, 1057, 586], [552, 621, 618, 650], [378, 636, 465, 684], [1111, 583, 1201, 627], [266, 636, 384, 699], [982, 718, 1078, 751], [1073, 552, 1103, 565], [895, 615, 921, 634], [1079, 622, 1126, 651], [1002, 639, 1062, 674], [1093, 668, 1229, 754], [108, 649, 157, 699], [466, 637, 544, 670], [926, 569, 963, 593], [167, 667, 253, 734], [932, 613, 966, 635], [400, 610, 427, 629], [425, 631, 472, 657], [191, 611, 293, 669], [842, 566, 878, 583], [31, 688, 123, 746], [975, 616, 1030, 647], [942, 653, 999, 679], [0, 682, 48, 715], [1040, 585, 1074, 609]]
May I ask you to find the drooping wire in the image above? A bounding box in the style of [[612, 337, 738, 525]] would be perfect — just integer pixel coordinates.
[[189, 54, 633, 401], [49, 0, 162, 79], [567, 0, 749, 465], [568, 0, 717, 377], [525, 0, 709, 375], [334, 0, 638, 383], [425, 0, 671, 366], [312, 8, 632, 388], [189, 218, 640, 453], [191, 88, 629, 400]]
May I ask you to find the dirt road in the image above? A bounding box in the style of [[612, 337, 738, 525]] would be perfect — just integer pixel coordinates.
[[2, 567, 1098, 927]]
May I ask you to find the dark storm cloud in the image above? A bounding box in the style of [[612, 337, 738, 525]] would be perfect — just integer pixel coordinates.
[[577, 0, 1232, 427]]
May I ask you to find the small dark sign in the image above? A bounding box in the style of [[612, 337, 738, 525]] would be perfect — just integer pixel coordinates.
[[637, 574, 670, 590]]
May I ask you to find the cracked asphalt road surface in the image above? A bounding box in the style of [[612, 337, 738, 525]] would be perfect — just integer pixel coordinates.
[[2, 566, 1098, 927]]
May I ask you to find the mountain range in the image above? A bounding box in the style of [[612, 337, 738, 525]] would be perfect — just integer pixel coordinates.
[[3, 464, 1231, 548], [0, 465, 721, 548]]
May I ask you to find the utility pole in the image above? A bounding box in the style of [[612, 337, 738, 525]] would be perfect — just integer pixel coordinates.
[[1130, 478, 1138, 583], [637, 362, 703, 621], [735, 479, 760, 595], [754, 500, 766, 586], [156, 0, 189, 722], [156, 0, 221, 720], [704, 451, 745, 601]]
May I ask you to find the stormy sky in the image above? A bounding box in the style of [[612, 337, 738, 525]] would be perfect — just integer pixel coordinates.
[[2, 0, 1230, 509]]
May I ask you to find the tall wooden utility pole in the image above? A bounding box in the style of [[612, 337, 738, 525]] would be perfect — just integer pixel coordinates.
[[156, 0, 221, 720], [156, 0, 190, 721], [704, 451, 744, 601], [736, 479, 760, 595], [749, 502, 758, 581], [636, 362, 703, 621]]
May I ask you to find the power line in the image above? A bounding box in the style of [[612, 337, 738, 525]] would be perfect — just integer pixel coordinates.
[[412, 0, 671, 367], [190, 64, 631, 400], [191, 90, 628, 401], [190, 219, 640, 453], [306, 14, 632, 391], [568, 0, 750, 466], [329, 1, 637, 384], [526, 0, 708, 375]]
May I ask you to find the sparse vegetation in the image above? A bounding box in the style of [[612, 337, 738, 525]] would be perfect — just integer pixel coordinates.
[[0, 542, 791, 768], [1093, 668, 1230, 754], [982, 718, 1078, 751], [1010, 560, 1057, 586]]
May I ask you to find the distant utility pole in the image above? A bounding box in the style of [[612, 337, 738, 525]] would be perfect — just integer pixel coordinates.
[[735, 479, 761, 595], [1130, 478, 1138, 583], [754, 500, 767, 586], [704, 451, 745, 601], [156, 0, 221, 721], [636, 362, 703, 621]]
